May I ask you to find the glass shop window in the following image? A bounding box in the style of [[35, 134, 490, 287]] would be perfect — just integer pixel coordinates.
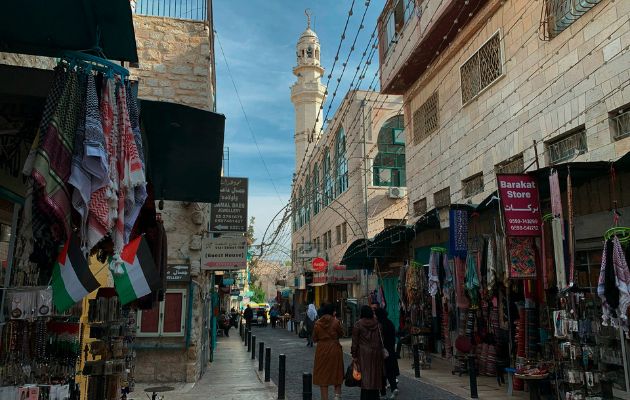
[[137, 289, 187, 337]]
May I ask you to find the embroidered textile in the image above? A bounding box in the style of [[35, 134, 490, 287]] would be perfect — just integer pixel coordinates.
[[598, 237, 630, 329], [455, 257, 469, 308], [507, 237, 537, 279], [487, 237, 496, 292], [449, 209, 468, 258], [465, 254, 480, 308]]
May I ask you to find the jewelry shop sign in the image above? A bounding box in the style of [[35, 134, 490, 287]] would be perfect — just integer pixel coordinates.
[[210, 177, 248, 232], [497, 174, 542, 237], [202, 236, 247, 270]]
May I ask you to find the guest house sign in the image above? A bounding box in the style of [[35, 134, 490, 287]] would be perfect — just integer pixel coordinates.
[[497, 174, 542, 237]]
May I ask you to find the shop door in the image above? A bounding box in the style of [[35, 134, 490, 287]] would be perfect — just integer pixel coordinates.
[[381, 277, 400, 329]]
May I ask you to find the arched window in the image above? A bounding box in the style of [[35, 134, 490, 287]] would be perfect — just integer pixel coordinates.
[[335, 127, 348, 195], [373, 115, 406, 187], [323, 149, 333, 206], [312, 163, 320, 215]]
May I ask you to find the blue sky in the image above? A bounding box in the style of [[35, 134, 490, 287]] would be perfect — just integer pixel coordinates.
[[213, 1, 382, 250]]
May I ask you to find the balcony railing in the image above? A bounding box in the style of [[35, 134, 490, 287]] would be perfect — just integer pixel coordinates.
[[132, 0, 210, 21]]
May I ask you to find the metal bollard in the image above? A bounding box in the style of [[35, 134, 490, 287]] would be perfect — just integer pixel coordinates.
[[247, 330, 252, 352], [413, 344, 421, 378], [278, 354, 286, 399], [302, 372, 312, 400], [252, 336, 256, 359], [265, 347, 271, 382], [259, 342, 265, 371], [468, 355, 478, 399], [240, 322, 243, 339]]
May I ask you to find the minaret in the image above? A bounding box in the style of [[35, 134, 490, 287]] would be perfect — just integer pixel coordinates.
[[291, 10, 327, 171]]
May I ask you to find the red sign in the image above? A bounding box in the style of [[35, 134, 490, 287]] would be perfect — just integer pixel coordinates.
[[311, 257, 328, 272], [497, 174, 542, 236]]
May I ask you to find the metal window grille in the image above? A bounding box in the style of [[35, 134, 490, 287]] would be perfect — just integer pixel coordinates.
[[461, 33, 502, 104], [413, 198, 427, 216], [547, 129, 588, 164], [133, 0, 210, 21], [434, 187, 451, 208], [541, 0, 602, 40], [495, 155, 525, 174], [612, 109, 630, 140], [463, 174, 484, 198], [412, 92, 439, 144]]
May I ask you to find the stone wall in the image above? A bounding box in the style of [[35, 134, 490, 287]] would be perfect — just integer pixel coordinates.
[[0, 53, 56, 70], [130, 14, 214, 111], [402, 0, 630, 216]]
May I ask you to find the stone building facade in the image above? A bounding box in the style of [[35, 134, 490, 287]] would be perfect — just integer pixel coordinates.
[[377, 0, 629, 220]]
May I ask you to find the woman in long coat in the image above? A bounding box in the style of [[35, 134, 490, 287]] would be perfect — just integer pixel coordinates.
[[351, 305, 384, 400], [313, 303, 344, 400], [305, 303, 317, 347], [375, 308, 400, 399]]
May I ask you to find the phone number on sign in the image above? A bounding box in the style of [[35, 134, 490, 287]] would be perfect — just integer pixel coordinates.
[[509, 218, 539, 224]]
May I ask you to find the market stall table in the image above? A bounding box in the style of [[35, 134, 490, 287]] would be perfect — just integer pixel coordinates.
[[514, 373, 548, 400]]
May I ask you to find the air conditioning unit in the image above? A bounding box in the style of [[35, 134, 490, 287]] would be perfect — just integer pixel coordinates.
[[388, 187, 406, 199]]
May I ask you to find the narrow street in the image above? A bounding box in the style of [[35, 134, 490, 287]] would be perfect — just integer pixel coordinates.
[[248, 326, 464, 400]]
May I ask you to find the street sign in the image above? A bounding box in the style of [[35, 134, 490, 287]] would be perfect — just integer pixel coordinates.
[[166, 264, 190, 282], [202, 236, 247, 270], [210, 177, 248, 232]]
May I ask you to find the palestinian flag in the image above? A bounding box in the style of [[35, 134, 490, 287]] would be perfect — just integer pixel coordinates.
[[51, 235, 99, 312], [113, 236, 160, 305]]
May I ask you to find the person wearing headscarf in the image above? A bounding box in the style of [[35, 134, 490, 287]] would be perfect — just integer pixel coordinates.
[[375, 308, 400, 399], [305, 303, 318, 347], [351, 306, 384, 400], [313, 303, 344, 400]]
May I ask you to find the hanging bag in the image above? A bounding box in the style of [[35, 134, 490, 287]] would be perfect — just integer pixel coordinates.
[[378, 324, 389, 359], [344, 360, 361, 387]]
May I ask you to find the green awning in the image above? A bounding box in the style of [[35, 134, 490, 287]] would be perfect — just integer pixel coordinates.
[[140, 100, 225, 204], [0, 0, 138, 62]]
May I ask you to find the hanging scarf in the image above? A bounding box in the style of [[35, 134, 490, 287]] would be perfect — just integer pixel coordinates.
[[552, 218, 567, 290], [82, 73, 109, 192], [487, 237, 496, 292], [30, 70, 82, 242], [398, 262, 407, 312], [549, 171, 563, 222], [455, 257, 469, 309], [443, 255, 454, 297], [465, 254, 480, 309], [428, 251, 439, 296], [567, 169, 575, 286], [449, 209, 468, 258], [598, 237, 630, 329]]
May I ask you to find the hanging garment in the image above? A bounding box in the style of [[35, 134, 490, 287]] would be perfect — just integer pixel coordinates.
[[567, 170, 575, 286], [598, 237, 630, 328], [82, 73, 109, 192], [30, 70, 82, 242], [443, 256, 454, 298], [487, 237, 496, 292], [68, 74, 89, 244], [507, 237, 537, 279], [449, 209, 468, 259], [549, 171, 563, 222], [552, 218, 567, 289], [465, 254, 480, 309], [455, 257, 469, 309], [428, 251, 439, 297], [398, 263, 407, 313]]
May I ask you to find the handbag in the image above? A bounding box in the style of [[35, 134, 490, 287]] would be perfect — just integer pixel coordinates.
[[298, 321, 308, 338], [344, 360, 361, 387], [378, 324, 389, 359]]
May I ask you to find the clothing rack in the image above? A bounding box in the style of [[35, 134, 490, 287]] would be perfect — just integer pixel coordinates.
[[60, 50, 129, 78]]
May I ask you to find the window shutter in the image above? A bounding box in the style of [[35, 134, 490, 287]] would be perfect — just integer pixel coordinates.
[[140, 305, 160, 334], [163, 292, 184, 334]]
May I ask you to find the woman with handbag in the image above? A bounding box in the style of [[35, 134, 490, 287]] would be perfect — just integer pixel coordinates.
[[351, 305, 384, 400], [375, 308, 400, 399], [313, 303, 344, 400]]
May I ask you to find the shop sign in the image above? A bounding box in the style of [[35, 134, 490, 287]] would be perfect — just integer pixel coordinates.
[[312, 273, 328, 284], [330, 264, 360, 284], [166, 264, 190, 282], [497, 174, 542, 236], [210, 177, 248, 233], [201, 236, 247, 270], [311, 257, 328, 272]]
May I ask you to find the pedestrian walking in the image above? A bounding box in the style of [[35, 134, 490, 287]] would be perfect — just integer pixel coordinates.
[[219, 310, 231, 337], [313, 303, 344, 400], [375, 308, 399, 399], [351, 305, 384, 400], [243, 304, 254, 329], [270, 305, 280, 328], [305, 303, 317, 347]]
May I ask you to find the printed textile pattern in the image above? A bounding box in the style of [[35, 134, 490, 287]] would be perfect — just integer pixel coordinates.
[[455, 257, 469, 309], [507, 237, 537, 279], [487, 237, 496, 292], [465, 254, 480, 308], [449, 209, 468, 258], [549, 171, 563, 221], [598, 237, 630, 330], [567, 171, 575, 286], [428, 251, 439, 297], [551, 218, 566, 289]]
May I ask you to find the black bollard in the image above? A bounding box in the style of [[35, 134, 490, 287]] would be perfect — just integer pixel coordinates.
[[259, 342, 265, 371], [265, 347, 271, 382], [468, 355, 478, 399], [413, 344, 420, 378], [240, 322, 243, 339], [302, 372, 312, 400], [252, 336, 256, 359], [247, 330, 252, 352], [278, 354, 286, 399]]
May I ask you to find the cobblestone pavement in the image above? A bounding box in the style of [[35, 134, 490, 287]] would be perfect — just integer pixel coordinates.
[[247, 325, 464, 400]]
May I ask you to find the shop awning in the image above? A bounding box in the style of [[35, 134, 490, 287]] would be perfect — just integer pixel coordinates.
[[0, 0, 138, 62], [340, 239, 372, 270], [140, 100, 225, 204]]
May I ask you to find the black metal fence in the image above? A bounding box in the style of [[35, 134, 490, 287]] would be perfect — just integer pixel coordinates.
[[133, 0, 209, 21]]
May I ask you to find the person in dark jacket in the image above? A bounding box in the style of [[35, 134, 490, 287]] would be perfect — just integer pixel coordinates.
[[243, 304, 254, 329], [351, 306, 384, 400], [305, 303, 318, 347], [375, 308, 400, 399]]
